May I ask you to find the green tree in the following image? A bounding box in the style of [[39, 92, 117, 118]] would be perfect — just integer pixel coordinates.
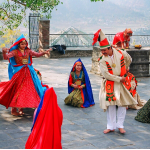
[[0, 0, 104, 32], [0, 28, 21, 48], [0, 0, 62, 31]]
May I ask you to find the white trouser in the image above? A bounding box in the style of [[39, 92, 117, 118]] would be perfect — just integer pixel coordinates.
[[107, 105, 126, 130]]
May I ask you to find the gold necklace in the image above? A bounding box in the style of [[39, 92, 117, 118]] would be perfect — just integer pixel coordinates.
[[112, 63, 116, 68], [19, 48, 24, 52], [110, 55, 116, 68]]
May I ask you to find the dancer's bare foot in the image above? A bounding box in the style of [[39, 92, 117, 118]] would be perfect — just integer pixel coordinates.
[[119, 128, 126, 134], [11, 112, 20, 116], [19, 111, 25, 115], [19, 108, 25, 115], [103, 129, 115, 134], [11, 107, 20, 116]]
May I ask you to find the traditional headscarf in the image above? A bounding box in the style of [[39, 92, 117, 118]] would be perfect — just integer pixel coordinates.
[[124, 28, 133, 36], [68, 58, 95, 108], [72, 61, 82, 71], [9, 34, 28, 52]]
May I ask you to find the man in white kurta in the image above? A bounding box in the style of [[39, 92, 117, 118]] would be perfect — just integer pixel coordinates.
[[92, 29, 137, 133], [99, 46, 137, 134]]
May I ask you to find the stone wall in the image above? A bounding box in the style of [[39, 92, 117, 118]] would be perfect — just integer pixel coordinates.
[[127, 48, 150, 77], [90, 46, 101, 75], [49, 49, 92, 58]]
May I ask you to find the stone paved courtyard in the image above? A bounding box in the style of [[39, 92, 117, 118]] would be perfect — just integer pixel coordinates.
[[0, 57, 150, 149]]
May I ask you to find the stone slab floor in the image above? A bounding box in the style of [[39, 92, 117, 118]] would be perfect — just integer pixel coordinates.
[[0, 57, 150, 149]]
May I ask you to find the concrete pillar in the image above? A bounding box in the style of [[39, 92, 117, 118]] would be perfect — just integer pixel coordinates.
[[90, 46, 101, 75], [39, 18, 50, 49]]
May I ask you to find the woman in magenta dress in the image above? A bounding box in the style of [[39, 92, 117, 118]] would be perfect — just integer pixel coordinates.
[[0, 34, 51, 116]]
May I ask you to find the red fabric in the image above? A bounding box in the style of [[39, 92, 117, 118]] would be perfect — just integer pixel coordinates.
[[0, 67, 40, 108], [3, 51, 15, 60], [127, 72, 137, 97], [41, 82, 49, 89], [69, 74, 73, 86], [72, 61, 82, 71], [9, 38, 27, 50], [29, 50, 44, 57], [25, 87, 63, 149], [81, 89, 85, 108], [113, 32, 130, 45], [100, 38, 109, 47], [116, 49, 126, 76], [105, 62, 116, 101], [92, 29, 101, 45]]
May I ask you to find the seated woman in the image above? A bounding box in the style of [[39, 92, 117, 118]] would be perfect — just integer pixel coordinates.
[[64, 58, 95, 108], [135, 99, 150, 123], [126, 71, 147, 109]]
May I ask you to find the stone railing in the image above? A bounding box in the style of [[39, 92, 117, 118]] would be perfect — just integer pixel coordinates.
[[49, 47, 92, 58]]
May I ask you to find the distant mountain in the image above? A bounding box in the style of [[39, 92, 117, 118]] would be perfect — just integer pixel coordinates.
[[107, 0, 150, 15], [50, 0, 149, 34]]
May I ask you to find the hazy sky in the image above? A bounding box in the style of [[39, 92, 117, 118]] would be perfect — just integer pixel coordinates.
[[0, 0, 149, 35]]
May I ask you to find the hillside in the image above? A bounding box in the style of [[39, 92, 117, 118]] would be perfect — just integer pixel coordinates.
[[50, 0, 148, 34], [108, 0, 150, 15]]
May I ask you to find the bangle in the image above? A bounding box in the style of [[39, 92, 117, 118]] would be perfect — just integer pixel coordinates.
[[81, 85, 85, 88]]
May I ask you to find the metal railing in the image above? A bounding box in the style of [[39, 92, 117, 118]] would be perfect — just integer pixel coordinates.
[[28, 34, 150, 50], [49, 34, 115, 47], [49, 34, 150, 47], [130, 35, 150, 47]]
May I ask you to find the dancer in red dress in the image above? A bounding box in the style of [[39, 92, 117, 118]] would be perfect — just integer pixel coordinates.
[[0, 34, 63, 148], [0, 34, 51, 116]]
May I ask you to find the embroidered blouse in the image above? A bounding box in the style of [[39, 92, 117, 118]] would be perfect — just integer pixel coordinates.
[[3, 49, 44, 60]]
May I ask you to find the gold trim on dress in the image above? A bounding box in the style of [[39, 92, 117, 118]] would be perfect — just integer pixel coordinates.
[[22, 59, 28, 64], [75, 80, 81, 86]]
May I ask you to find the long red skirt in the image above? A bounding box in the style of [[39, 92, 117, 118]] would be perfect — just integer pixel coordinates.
[[25, 87, 63, 149], [0, 67, 40, 108]]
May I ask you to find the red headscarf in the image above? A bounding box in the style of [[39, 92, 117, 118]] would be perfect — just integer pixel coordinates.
[[72, 61, 82, 71]]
